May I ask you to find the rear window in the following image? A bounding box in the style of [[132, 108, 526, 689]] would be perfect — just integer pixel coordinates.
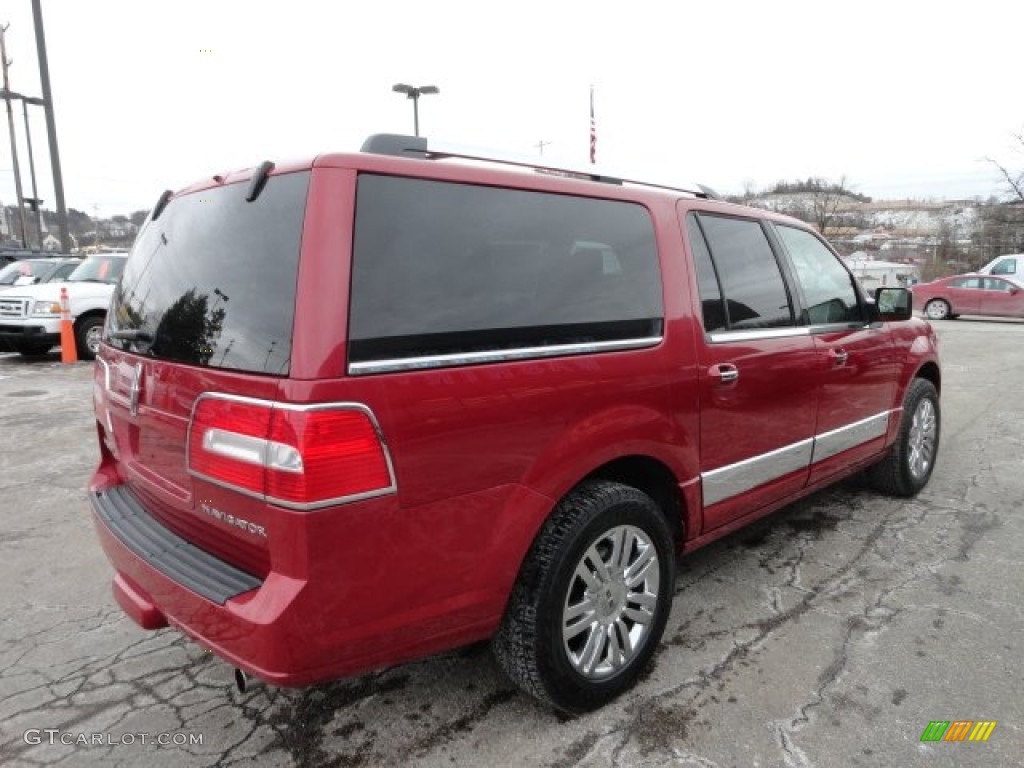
[[349, 175, 663, 367], [106, 171, 309, 374]]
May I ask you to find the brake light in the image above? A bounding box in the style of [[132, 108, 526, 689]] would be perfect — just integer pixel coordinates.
[[266, 409, 392, 504], [188, 397, 394, 508]]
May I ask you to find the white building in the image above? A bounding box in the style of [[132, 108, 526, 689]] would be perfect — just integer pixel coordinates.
[[845, 253, 921, 291]]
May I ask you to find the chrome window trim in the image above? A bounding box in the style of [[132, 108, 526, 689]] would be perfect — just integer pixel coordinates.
[[348, 336, 663, 375], [707, 327, 809, 344], [185, 392, 398, 511], [811, 410, 892, 463], [807, 322, 872, 335], [702, 438, 814, 507]]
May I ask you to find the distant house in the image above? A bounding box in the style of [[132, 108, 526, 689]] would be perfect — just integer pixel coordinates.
[[41, 233, 79, 253], [845, 254, 920, 290]]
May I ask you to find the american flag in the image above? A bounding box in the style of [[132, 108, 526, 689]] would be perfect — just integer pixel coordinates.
[[589, 87, 596, 164]]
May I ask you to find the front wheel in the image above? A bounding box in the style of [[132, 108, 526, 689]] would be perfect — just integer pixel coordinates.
[[75, 315, 104, 360], [924, 299, 951, 320], [868, 378, 940, 497], [494, 480, 675, 713]]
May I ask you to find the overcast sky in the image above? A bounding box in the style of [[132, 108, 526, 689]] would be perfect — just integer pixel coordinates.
[[0, 0, 1021, 216]]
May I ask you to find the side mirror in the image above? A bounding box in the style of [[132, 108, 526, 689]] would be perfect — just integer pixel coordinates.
[[873, 287, 912, 321]]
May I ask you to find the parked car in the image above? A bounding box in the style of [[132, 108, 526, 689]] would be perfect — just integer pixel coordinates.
[[0, 252, 126, 357], [912, 273, 1024, 320], [977, 253, 1024, 281], [0, 257, 80, 290], [88, 135, 941, 713]]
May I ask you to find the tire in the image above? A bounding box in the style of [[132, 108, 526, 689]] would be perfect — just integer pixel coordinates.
[[493, 480, 675, 714], [924, 299, 951, 320], [867, 378, 940, 497], [13, 342, 52, 357], [75, 315, 104, 360]]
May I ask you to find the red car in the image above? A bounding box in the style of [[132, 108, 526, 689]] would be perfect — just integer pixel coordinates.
[[89, 135, 941, 713], [913, 273, 1024, 320]]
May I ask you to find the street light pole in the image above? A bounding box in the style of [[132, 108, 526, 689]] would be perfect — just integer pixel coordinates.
[[32, 0, 71, 254], [392, 83, 439, 137]]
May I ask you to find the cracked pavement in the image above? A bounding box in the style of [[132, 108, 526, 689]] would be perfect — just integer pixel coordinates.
[[1, 318, 1022, 767]]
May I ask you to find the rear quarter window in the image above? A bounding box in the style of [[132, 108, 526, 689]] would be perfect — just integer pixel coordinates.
[[348, 175, 663, 369]]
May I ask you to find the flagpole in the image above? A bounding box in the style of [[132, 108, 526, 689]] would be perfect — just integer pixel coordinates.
[[589, 85, 596, 165]]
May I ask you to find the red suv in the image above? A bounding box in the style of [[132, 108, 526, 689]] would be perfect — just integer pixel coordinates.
[[89, 135, 941, 713]]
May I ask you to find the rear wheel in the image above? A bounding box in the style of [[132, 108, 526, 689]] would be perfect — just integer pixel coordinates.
[[494, 480, 675, 713], [868, 378, 940, 497], [924, 299, 951, 320], [75, 315, 104, 360]]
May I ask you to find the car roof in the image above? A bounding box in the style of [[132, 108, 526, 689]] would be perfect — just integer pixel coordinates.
[[169, 144, 812, 232]]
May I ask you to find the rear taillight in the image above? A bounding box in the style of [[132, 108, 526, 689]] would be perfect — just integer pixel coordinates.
[[187, 396, 394, 509]]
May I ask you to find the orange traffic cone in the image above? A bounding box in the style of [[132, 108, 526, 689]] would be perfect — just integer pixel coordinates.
[[59, 286, 77, 363]]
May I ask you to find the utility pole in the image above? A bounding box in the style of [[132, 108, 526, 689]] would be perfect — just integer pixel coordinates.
[[22, 100, 43, 248], [31, 0, 70, 253], [0, 24, 28, 247], [534, 140, 551, 156]]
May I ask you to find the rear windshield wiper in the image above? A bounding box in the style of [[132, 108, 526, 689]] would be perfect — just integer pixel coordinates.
[[109, 329, 154, 342]]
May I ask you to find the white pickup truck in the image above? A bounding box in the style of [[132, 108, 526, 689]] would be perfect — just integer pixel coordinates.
[[0, 253, 127, 359]]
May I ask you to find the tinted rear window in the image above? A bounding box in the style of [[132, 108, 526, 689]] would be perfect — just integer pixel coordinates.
[[349, 175, 663, 364], [107, 171, 309, 374]]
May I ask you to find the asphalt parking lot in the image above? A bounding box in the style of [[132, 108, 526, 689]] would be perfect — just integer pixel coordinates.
[[1, 318, 1022, 768]]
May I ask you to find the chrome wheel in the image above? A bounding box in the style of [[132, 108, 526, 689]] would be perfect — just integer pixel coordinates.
[[562, 525, 660, 680], [85, 324, 103, 355], [908, 398, 937, 480], [924, 300, 950, 320]]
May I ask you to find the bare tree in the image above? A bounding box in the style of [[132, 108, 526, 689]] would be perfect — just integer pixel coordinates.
[[809, 175, 851, 235], [986, 130, 1024, 203]]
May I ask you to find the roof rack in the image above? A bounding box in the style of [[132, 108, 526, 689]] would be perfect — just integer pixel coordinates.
[[360, 134, 720, 200]]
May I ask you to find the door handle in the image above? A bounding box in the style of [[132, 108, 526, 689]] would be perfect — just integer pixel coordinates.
[[828, 348, 849, 366], [709, 363, 739, 384]]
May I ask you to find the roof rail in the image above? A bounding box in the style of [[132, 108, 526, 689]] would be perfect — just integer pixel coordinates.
[[360, 133, 718, 199]]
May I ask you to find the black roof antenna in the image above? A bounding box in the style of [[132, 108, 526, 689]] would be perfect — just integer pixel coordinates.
[[151, 190, 173, 221], [245, 161, 275, 202]]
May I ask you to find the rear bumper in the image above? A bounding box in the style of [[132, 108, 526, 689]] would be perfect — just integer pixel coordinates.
[[90, 485, 310, 685], [89, 481, 511, 687], [91, 486, 263, 605]]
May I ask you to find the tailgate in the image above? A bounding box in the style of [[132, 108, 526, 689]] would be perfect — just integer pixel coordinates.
[[96, 169, 311, 576]]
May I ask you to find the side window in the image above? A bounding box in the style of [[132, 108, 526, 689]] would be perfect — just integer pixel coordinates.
[[349, 175, 663, 366], [695, 215, 794, 331], [776, 225, 862, 325], [991, 258, 1016, 276], [983, 277, 1012, 292], [686, 216, 726, 332], [950, 277, 982, 289]]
